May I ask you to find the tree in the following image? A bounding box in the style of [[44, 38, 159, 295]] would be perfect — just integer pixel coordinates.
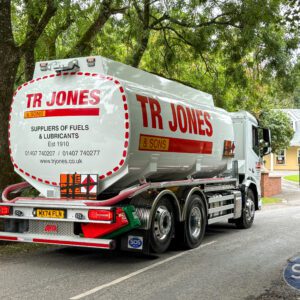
[[0, 0, 57, 190], [66, 0, 128, 57], [131, 0, 299, 112], [259, 110, 294, 154], [0, 0, 128, 191], [0, 0, 299, 191]]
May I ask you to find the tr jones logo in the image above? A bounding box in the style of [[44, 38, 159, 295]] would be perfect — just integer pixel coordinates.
[[284, 256, 300, 290]]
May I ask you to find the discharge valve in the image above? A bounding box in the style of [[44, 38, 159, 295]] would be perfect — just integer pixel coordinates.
[[54, 59, 80, 73]]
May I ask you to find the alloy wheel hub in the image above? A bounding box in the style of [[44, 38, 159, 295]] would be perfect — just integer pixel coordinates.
[[153, 206, 172, 241]]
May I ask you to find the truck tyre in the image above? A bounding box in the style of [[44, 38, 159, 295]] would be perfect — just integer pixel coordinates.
[[235, 189, 255, 229], [183, 194, 207, 249], [150, 197, 175, 253]]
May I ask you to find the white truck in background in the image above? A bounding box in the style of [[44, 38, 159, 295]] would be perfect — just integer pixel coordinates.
[[0, 56, 271, 254]]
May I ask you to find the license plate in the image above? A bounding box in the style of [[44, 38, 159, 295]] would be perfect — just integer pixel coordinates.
[[35, 209, 66, 219]]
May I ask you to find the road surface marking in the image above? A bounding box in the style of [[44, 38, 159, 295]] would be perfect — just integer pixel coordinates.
[[70, 240, 217, 300]]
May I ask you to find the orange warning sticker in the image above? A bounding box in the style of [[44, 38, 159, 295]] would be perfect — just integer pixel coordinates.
[[60, 174, 98, 200], [139, 134, 169, 151]]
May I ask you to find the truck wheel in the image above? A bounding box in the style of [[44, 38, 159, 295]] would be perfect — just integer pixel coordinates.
[[183, 195, 207, 249], [235, 189, 255, 229], [150, 198, 175, 253]]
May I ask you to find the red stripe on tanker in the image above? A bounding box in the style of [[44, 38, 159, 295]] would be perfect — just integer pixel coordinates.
[[24, 108, 100, 119], [139, 134, 213, 154]]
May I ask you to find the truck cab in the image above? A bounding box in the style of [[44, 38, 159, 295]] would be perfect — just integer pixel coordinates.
[[231, 111, 271, 210]]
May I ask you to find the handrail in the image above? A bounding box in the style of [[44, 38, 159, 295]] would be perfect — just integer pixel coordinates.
[[2, 182, 30, 202], [1, 177, 237, 206]]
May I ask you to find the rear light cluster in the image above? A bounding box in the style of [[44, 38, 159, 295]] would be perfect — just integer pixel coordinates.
[[223, 140, 235, 157], [87, 208, 128, 224], [0, 206, 10, 216], [88, 209, 113, 221], [117, 209, 128, 225], [82, 207, 129, 238]]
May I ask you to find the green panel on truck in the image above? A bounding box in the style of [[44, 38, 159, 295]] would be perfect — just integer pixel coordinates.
[[104, 205, 141, 238]]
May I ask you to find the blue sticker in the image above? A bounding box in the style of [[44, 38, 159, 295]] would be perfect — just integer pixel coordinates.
[[284, 256, 300, 290], [128, 236, 143, 250]]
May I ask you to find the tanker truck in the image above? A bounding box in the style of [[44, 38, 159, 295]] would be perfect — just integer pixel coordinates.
[[0, 56, 271, 254]]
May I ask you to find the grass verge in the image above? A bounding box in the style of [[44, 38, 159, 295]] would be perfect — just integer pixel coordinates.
[[262, 197, 282, 204], [284, 175, 299, 183], [0, 242, 49, 256]]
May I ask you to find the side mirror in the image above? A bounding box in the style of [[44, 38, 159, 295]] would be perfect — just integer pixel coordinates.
[[263, 128, 271, 143], [263, 146, 271, 156], [259, 128, 271, 156]]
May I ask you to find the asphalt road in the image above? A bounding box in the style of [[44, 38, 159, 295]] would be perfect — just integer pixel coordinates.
[[1, 198, 300, 299]]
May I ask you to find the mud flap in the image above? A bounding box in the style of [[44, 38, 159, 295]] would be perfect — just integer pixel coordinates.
[[120, 229, 151, 255]]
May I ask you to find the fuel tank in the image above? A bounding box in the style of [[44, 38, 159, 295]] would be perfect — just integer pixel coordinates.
[[9, 56, 234, 197]]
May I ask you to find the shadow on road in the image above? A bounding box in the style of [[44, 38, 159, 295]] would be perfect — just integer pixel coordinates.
[[35, 222, 238, 263]]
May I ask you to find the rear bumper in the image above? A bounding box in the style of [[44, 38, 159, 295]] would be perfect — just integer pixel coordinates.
[[0, 232, 115, 250]]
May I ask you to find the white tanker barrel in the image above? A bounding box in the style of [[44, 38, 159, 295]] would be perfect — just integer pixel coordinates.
[[9, 69, 234, 198], [124, 89, 234, 187]]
